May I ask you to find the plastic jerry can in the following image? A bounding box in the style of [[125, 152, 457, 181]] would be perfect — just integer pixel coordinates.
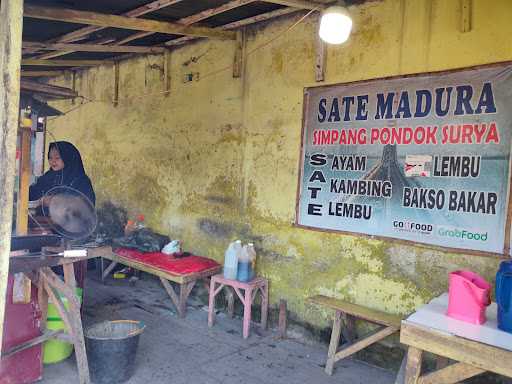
[[496, 260, 512, 333], [223, 240, 241, 280], [237, 243, 256, 282], [237, 261, 252, 282]]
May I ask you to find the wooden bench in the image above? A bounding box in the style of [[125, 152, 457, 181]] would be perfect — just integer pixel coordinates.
[[308, 295, 403, 375], [97, 246, 222, 318]]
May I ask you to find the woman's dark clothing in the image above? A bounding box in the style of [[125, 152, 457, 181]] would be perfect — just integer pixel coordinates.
[[29, 141, 96, 205], [29, 141, 95, 291]]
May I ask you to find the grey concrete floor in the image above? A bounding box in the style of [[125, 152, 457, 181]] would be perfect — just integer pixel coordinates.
[[40, 272, 395, 384]]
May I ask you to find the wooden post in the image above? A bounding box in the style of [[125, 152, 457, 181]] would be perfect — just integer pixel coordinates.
[[113, 61, 120, 107], [404, 347, 423, 384], [233, 29, 246, 78], [315, 18, 326, 82], [278, 299, 287, 339], [71, 71, 77, 105], [164, 49, 171, 96], [226, 287, 235, 318], [460, 0, 472, 33], [16, 123, 31, 234], [0, 0, 24, 351], [13, 121, 33, 304], [325, 310, 343, 375]]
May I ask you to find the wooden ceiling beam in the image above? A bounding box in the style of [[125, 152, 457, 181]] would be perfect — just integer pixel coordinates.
[[113, 0, 259, 53], [24, 5, 236, 40], [51, 0, 186, 44], [222, 7, 302, 29], [111, 0, 264, 61], [179, 0, 257, 26], [22, 59, 112, 67], [23, 42, 166, 54], [23, 0, 186, 55], [33, 37, 116, 60], [21, 70, 67, 78], [24, 1, 314, 74], [43, 0, 262, 63], [165, 8, 301, 47], [20, 80, 78, 98], [114, 32, 154, 46], [261, 0, 328, 10]]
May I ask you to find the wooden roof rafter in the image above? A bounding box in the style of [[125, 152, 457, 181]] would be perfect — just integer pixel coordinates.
[[22, 59, 112, 67], [21, 0, 330, 75], [23, 0, 186, 56], [23, 42, 166, 54], [31, 0, 259, 62], [179, 0, 258, 26], [21, 71, 67, 78], [165, 7, 303, 47], [262, 0, 329, 10], [116, 0, 327, 49], [23, 5, 237, 41], [20, 79, 78, 99], [98, 2, 304, 63]]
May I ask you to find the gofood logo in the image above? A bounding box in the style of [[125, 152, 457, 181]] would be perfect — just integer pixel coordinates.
[[393, 221, 433, 234], [437, 226, 488, 242]]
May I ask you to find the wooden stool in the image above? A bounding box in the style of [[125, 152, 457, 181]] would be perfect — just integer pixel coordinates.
[[208, 274, 268, 339]]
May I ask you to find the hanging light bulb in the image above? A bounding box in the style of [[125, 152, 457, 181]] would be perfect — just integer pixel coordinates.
[[319, 5, 352, 45]]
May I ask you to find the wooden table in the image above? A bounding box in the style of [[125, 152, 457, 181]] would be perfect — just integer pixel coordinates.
[[6, 248, 106, 384], [96, 246, 222, 318], [400, 294, 512, 384]]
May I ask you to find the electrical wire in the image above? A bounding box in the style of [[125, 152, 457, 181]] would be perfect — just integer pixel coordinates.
[[46, 96, 95, 122], [27, 208, 48, 234]]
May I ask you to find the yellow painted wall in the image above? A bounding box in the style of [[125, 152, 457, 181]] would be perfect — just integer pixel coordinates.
[[48, 0, 511, 328]]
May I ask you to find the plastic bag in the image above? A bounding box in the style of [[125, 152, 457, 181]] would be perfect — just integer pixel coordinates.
[[162, 240, 182, 255]]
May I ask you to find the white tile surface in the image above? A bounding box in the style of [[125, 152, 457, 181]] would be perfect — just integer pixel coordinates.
[[405, 293, 512, 351]]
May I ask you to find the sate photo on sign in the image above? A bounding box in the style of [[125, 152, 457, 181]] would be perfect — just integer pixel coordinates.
[[296, 64, 512, 254]]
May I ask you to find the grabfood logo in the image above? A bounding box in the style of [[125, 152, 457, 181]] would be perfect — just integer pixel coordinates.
[[393, 221, 433, 235], [437, 226, 488, 242]]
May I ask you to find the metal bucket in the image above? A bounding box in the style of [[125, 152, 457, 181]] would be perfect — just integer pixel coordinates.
[[85, 320, 145, 384]]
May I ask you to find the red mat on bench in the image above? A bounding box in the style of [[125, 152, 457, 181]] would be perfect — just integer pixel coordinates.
[[114, 248, 220, 275]]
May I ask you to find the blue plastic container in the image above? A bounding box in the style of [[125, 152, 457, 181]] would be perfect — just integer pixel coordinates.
[[496, 260, 512, 333], [237, 261, 254, 282]]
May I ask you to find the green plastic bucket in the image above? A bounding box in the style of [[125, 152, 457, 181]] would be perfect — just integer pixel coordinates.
[[43, 288, 83, 364]]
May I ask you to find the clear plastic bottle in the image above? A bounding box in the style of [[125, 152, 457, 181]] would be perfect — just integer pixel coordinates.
[[223, 240, 241, 280]]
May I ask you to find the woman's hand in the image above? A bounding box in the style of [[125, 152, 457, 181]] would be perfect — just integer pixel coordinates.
[[40, 196, 52, 207]]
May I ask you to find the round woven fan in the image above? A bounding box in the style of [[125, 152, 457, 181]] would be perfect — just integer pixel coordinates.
[[42, 185, 97, 240]]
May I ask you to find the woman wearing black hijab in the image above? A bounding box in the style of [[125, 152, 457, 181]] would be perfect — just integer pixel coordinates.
[[29, 141, 95, 290], [29, 141, 95, 205]]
